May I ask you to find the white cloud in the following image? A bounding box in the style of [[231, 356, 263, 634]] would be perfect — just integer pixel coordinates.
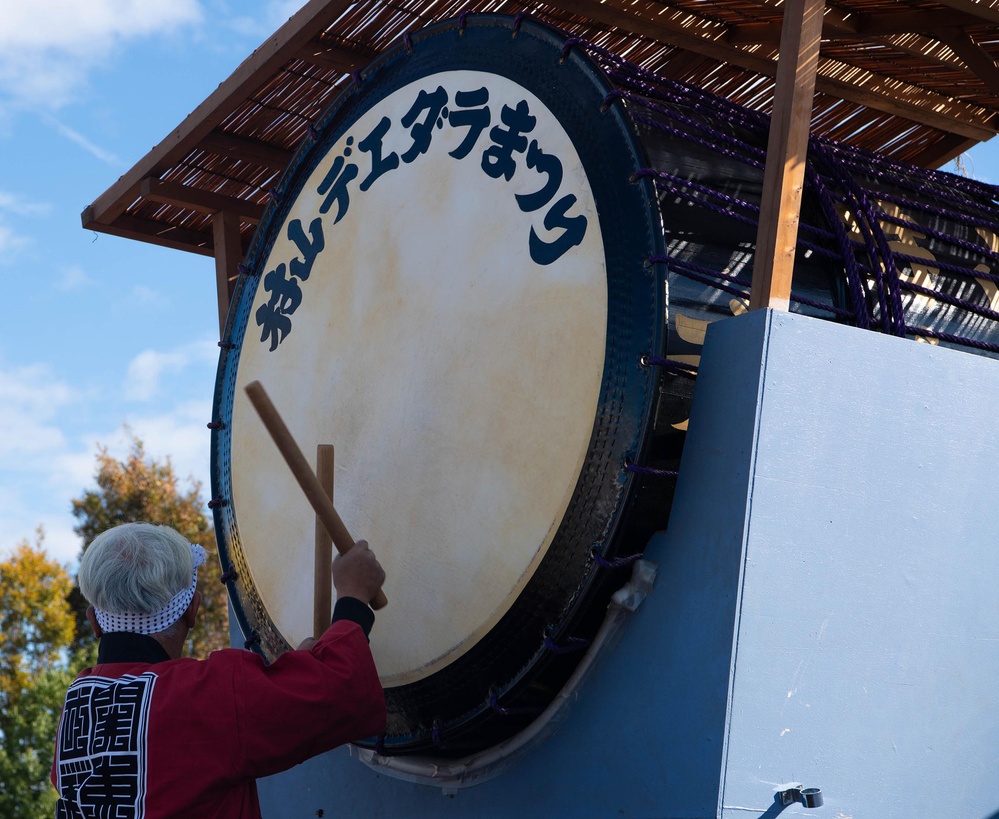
[[0, 221, 30, 261], [0, 190, 51, 217], [124, 339, 218, 401], [55, 265, 94, 292], [0, 350, 217, 565], [120, 399, 215, 492], [0, 362, 76, 459], [131, 285, 161, 304], [0, 0, 204, 111], [0, 190, 50, 263], [0, 363, 82, 564], [45, 116, 122, 165]]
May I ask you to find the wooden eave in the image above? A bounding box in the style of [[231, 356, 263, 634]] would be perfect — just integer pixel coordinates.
[[84, 0, 999, 258]]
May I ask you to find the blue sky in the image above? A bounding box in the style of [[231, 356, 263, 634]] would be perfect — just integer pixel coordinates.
[[1, 0, 307, 566], [2, 0, 998, 568]]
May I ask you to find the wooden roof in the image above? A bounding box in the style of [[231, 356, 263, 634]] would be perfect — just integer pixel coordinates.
[[83, 0, 999, 259]]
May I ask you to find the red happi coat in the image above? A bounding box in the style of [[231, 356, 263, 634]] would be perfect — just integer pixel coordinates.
[[52, 605, 385, 818]]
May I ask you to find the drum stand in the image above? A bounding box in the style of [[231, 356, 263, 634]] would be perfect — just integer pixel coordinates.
[[243, 308, 999, 818]]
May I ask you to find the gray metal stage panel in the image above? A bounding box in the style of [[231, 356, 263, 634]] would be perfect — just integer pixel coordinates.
[[247, 309, 999, 818]]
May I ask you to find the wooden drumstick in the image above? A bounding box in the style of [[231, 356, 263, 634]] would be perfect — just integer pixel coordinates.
[[244, 380, 388, 611], [314, 444, 334, 638]]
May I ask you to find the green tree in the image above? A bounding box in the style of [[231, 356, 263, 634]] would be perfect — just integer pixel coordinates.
[[70, 435, 228, 659], [0, 535, 89, 818]]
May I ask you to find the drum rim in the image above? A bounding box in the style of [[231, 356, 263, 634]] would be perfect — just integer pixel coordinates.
[[211, 13, 667, 754]]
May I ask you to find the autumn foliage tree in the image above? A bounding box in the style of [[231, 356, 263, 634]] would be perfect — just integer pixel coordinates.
[[69, 436, 229, 659], [0, 437, 228, 816], [0, 534, 82, 818]]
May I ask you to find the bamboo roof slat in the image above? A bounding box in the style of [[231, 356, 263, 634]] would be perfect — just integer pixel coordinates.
[[83, 0, 999, 256]]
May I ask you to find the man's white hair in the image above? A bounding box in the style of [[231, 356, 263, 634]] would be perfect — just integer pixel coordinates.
[[78, 522, 193, 615]]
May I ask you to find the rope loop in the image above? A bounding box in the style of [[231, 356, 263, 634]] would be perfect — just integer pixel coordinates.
[[244, 630, 260, 650], [206, 420, 224, 430], [601, 88, 626, 113], [220, 570, 237, 584], [218, 341, 236, 350], [403, 31, 414, 53], [351, 71, 362, 90], [639, 355, 698, 377], [207, 497, 227, 509], [236, 263, 250, 276], [431, 719, 446, 750], [590, 547, 644, 569], [559, 38, 583, 63], [487, 687, 541, 716], [457, 9, 472, 33], [511, 12, 529, 35], [542, 626, 590, 654], [624, 458, 679, 479], [267, 188, 280, 203], [306, 122, 320, 142]]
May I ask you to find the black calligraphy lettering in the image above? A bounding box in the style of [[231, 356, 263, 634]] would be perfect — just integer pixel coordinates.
[[256, 263, 302, 350], [481, 100, 536, 181], [287, 218, 324, 281], [358, 116, 400, 191], [447, 88, 491, 160], [316, 155, 359, 223], [400, 86, 449, 164], [529, 195, 588, 265], [515, 140, 563, 212]]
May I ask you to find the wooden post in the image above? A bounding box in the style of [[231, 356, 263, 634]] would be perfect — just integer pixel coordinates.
[[749, 0, 825, 312], [212, 210, 243, 335], [314, 445, 335, 638]]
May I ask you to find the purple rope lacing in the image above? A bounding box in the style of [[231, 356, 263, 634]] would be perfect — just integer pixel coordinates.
[[641, 355, 698, 377], [909, 325, 999, 354], [590, 547, 646, 569], [652, 255, 856, 319], [625, 461, 679, 479], [900, 280, 999, 323], [542, 628, 590, 654], [578, 38, 999, 354], [487, 688, 540, 716]]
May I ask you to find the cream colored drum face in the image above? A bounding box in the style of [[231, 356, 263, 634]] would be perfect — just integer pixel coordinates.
[[231, 71, 606, 686]]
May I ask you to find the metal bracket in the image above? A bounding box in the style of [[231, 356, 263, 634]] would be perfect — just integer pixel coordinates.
[[777, 785, 824, 808]]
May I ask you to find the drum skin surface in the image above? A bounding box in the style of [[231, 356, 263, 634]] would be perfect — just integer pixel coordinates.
[[212, 16, 666, 755]]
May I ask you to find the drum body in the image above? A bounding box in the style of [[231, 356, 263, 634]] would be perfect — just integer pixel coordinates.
[[212, 14, 999, 758], [213, 16, 668, 756]]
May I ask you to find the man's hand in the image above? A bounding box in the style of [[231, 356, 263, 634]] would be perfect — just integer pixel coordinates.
[[332, 540, 386, 606]]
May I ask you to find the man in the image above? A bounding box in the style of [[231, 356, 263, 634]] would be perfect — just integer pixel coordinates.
[[51, 521, 386, 817]]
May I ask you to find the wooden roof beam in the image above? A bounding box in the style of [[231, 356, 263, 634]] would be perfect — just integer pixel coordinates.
[[907, 133, 979, 169], [727, 9, 982, 43], [750, 0, 825, 312], [296, 39, 371, 73], [544, 0, 997, 141], [81, 212, 215, 256], [933, 0, 999, 25], [200, 130, 294, 169], [139, 178, 267, 223], [83, 0, 355, 230], [934, 28, 999, 94]]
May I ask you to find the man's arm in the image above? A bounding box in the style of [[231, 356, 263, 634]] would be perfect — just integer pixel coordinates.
[[232, 540, 387, 778]]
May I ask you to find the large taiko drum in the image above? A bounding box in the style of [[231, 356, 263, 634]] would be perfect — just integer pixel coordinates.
[[212, 14, 999, 758]]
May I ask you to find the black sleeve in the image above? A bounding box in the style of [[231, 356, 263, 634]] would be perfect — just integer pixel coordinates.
[[331, 597, 375, 639]]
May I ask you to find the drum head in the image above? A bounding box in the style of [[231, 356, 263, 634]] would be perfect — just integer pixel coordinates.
[[212, 15, 665, 755]]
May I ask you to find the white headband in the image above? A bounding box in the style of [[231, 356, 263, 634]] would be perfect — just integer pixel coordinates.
[[94, 543, 207, 635]]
